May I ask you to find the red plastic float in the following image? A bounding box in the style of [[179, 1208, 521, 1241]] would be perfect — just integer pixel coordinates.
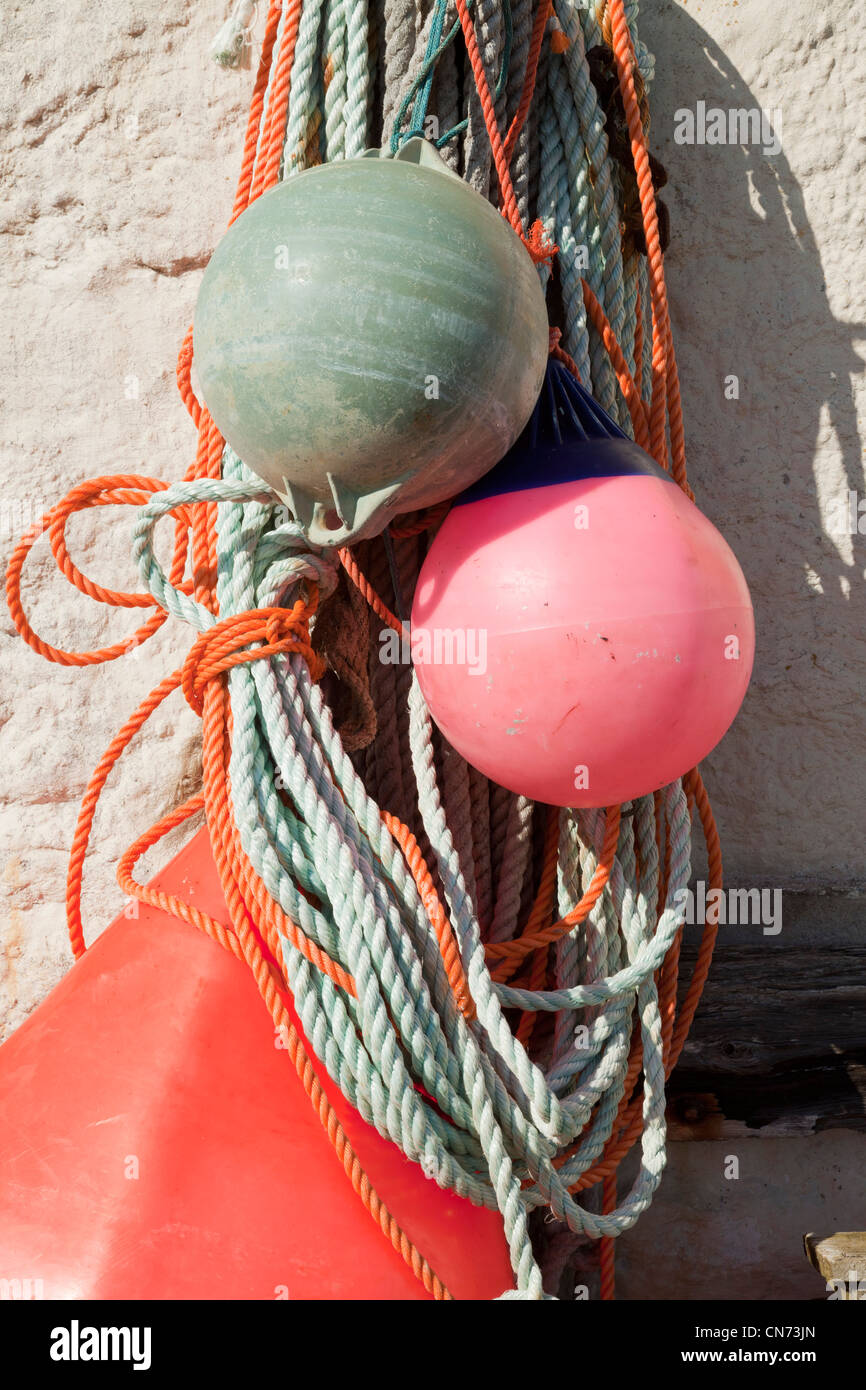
[[0, 828, 512, 1300]]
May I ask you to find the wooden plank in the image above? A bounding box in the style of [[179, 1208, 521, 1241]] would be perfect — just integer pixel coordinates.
[[804, 1232, 866, 1298], [665, 926, 866, 1137]]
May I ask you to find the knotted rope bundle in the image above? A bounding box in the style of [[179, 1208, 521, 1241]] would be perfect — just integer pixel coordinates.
[[7, 0, 722, 1300]]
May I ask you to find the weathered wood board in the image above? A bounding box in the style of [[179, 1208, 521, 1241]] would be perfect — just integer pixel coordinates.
[[666, 895, 866, 1138]]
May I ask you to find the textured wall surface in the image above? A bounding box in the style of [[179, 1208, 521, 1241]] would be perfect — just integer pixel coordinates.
[[617, 1130, 866, 1300], [0, 0, 863, 1296], [641, 2, 866, 893], [1, 3, 255, 1036]]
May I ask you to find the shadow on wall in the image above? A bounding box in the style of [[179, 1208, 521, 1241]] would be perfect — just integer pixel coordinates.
[[641, 4, 866, 887], [605, 5, 866, 1302]]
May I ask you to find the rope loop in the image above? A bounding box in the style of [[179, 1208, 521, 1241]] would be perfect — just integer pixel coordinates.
[[5, 0, 723, 1302], [181, 599, 324, 717]]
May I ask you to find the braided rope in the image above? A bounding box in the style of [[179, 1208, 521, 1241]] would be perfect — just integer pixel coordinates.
[[5, 0, 726, 1301]]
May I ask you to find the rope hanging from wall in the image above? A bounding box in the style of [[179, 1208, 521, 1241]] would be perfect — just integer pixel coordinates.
[[7, 0, 734, 1300]]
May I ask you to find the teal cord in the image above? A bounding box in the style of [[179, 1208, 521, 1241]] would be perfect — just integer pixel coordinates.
[[396, 0, 450, 148], [391, 0, 513, 153]]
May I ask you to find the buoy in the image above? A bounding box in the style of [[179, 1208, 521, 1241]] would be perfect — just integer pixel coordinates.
[[412, 359, 755, 807], [194, 137, 549, 547], [0, 5, 752, 1302], [0, 828, 512, 1300]]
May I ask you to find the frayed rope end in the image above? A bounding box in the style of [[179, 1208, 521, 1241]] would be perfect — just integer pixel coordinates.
[[210, 0, 257, 69], [523, 218, 558, 268]]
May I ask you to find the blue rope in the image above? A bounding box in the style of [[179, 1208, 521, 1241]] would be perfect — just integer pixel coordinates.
[[391, 0, 513, 153]]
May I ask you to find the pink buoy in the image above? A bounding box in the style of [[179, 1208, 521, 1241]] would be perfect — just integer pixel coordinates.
[[412, 359, 755, 807]]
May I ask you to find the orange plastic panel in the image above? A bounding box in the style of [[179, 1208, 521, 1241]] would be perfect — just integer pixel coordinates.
[[0, 828, 512, 1299]]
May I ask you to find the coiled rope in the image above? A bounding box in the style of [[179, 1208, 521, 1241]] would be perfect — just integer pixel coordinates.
[[7, 0, 722, 1300]]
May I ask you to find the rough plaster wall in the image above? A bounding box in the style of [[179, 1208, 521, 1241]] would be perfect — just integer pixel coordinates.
[[0, 0, 863, 1292], [0, 3, 257, 1037], [640, 2, 866, 890]]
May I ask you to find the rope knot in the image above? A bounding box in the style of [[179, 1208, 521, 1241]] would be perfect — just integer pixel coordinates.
[[181, 597, 325, 716]]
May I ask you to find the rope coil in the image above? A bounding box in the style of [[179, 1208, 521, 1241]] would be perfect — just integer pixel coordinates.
[[6, 0, 722, 1301]]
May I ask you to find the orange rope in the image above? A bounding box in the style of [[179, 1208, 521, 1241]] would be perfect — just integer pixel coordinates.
[[502, 0, 552, 163], [486, 805, 622, 978], [600, 1173, 617, 1299], [383, 812, 476, 1022], [335, 0, 722, 1303], [582, 283, 652, 453], [5, 0, 722, 1304], [338, 547, 407, 635], [4, 9, 454, 1303], [180, 601, 325, 716], [455, 0, 555, 265]]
